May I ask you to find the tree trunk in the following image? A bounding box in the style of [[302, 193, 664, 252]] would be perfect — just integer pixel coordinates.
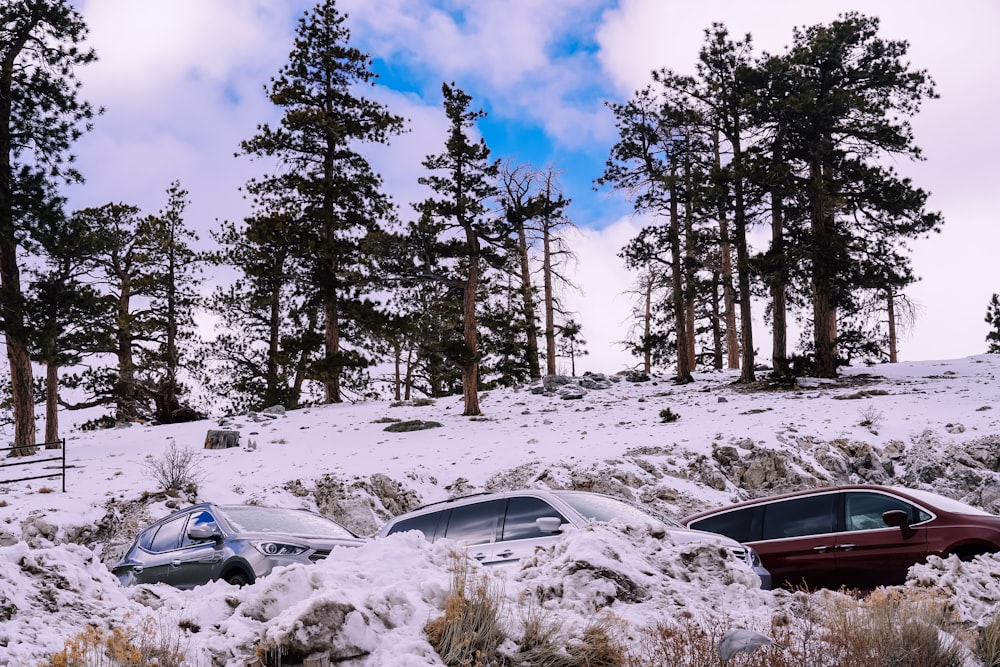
[[44, 363, 60, 446], [324, 293, 342, 403], [730, 129, 755, 383], [770, 186, 789, 376], [643, 277, 653, 374], [710, 270, 723, 370], [1, 33, 36, 455], [461, 227, 481, 416], [515, 220, 541, 379], [887, 289, 898, 363], [542, 220, 557, 376], [5, 337, 37, 455], [682, 140, 697, 372], [715, 135, 739, 371], [669, 164, 693, 384], [810, 156, 837, 378]]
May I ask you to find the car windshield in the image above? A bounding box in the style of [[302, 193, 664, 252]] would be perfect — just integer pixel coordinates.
[[555, 492, 680, 527], [218, 506, 356, 538], [893, 487, 993, 516]]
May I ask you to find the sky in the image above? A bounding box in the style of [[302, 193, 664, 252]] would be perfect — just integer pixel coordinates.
[[2, 355, 999, 663], [62, 0, 1000, 374]]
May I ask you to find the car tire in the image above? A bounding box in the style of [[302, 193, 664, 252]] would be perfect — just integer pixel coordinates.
[[224, 570, 251, 587]]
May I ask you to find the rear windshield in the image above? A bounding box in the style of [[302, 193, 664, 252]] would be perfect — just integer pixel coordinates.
[[219, 506, 356, 538]]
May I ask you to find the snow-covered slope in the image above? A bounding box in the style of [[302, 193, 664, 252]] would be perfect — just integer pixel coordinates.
[[1, 355, 998, 665]]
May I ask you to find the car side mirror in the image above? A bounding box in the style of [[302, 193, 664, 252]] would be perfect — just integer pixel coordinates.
[[882, 509, 913, 538], [188, 524, 221, 542], [535, 517, 563, 533]]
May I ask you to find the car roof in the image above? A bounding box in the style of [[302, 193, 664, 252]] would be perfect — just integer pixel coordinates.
[[681, 484, 913, 522]]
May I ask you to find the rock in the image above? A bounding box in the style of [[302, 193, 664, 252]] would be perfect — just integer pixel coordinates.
[[559, 386, 586, 400]]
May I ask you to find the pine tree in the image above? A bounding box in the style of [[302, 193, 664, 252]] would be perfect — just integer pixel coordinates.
[[240, 0, 404, 404], [1, 0, 98, 454], [205, 192, 320, 413], [415, 83, 501, 415], [141, 181, 202, 422], [986, 294, 1000, 354], [778, 13, 941, 377], [26, 208, 112, 443]]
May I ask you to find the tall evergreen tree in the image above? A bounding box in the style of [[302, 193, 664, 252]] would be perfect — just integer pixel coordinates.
[[240, 0, 404, 404], [0, 0, 98, 454], [779, 13, 940, 377], [985, 294, 1000, 354], [142, 181, 202, 422], [26, 209, 111, 443], [206, 194, 320, 413], [416, 82, 501, 416]]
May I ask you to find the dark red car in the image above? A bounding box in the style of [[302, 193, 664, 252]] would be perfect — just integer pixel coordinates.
[[682, 485, 1000, 590]]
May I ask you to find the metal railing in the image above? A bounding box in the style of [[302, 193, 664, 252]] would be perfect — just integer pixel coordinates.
[[0, 440, 67, 492]]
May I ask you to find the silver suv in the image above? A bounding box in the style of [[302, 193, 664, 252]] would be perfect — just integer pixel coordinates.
[[377, 489, 772, 589], [113, 503, 366, 588]]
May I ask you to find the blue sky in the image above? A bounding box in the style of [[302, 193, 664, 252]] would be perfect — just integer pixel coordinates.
[[64, 0, 1000, 371]]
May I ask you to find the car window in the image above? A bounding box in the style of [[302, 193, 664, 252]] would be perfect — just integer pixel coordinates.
[[443, 500, 503, 544], [386, 511, 446, 542], [689, 507, 756, 543], [761, 494, 836, 540], [136, 525, 157, 552], [501, 497, 566, 541], [844, 492, 919, 531], [148, 515, 188, 552], [180, 510, 218, 547]]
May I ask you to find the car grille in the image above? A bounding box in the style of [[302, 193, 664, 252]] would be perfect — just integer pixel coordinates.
[[308, 550, 330, 562]]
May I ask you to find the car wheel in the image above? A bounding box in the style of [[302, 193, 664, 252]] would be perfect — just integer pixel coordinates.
[[951, 546, 989, 562], [224, 570, 251, 587]]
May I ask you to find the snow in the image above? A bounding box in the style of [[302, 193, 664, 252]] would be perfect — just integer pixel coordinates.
[[1, 355, 999, 665]]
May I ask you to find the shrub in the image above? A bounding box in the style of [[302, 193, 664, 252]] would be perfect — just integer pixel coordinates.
[[820, 588, 963, 667], [858, 405, 885, 430], [659, 408, 680, 423], [384, 419, 442, 433], [46, 617, 191, 667], [426, 554, 506, 666], [977, 614, 1000, 667], [143, 443, 204, 492], [81, 415, 117, 431]]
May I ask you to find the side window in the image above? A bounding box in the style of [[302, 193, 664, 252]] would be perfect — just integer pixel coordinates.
[[148, 515, 188, 552], [845, 492, 918, 532], [181, 510, 218, 547], [689, 507, 756, 543], [761, 494, 836, 540], [443, 500, 504, 545], [386, 511, 445, 542], [136, 525, 157, 552], [501, 497, 566, 541]]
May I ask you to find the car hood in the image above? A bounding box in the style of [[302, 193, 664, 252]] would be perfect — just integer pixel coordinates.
[[663, 525, 743, 549], [233, 531, 368, 549]]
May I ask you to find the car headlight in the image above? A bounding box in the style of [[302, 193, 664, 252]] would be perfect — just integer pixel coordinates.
[[252, 541, 309, 557], [744, 546, 762, 568]]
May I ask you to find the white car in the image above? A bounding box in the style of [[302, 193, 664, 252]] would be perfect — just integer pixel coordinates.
[[377, 489, 772, 589]]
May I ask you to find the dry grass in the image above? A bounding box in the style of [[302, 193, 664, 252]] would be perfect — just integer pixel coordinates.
[[425, 553, 508, 667], [45, 616, 192, 667], [820, 588, 964, 667], [977, 614, 1000, 667], [424, 556, 976, 667]]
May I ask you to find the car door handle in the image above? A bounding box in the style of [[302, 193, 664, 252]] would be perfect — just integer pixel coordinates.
[[839, 543, 856, 551], [171, 559, 182, 567], [472, 553, 487, 561], [132, 565, 143, 573], [496, 550, 514, 559], [813, 545, 830, 552]]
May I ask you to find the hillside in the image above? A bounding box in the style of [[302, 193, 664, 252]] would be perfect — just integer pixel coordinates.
[[1, 355, 999, 665]]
